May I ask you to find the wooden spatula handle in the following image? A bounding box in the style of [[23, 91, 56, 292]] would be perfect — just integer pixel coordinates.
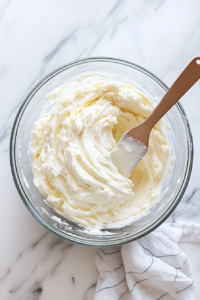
[[145, 57, 200, 128]]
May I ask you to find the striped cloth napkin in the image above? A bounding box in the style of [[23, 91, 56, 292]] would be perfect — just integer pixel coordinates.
[[94, 223, 200, 300]]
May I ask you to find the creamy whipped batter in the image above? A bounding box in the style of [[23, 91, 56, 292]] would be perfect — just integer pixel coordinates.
[[30, 73, 169, 233]]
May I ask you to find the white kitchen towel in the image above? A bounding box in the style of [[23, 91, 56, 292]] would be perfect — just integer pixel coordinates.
[[94, 223, 200, 300]]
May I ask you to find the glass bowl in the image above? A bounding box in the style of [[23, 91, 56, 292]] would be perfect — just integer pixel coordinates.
[[10, 57, 193, 247]]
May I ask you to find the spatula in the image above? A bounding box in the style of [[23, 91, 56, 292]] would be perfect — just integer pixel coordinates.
[[111, 57, 200, 177]]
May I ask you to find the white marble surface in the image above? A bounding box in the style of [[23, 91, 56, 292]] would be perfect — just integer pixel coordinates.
[[0, 0, 200, 299]]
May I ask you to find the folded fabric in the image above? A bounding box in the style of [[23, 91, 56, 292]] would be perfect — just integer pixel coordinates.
[[94, 223, 200, 300]]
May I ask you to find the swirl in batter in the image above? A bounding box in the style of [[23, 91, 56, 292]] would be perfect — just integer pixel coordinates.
[[30, 74, 169, 232]]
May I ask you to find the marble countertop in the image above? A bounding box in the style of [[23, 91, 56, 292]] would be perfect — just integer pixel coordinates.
[[1, 0, 200, 299]]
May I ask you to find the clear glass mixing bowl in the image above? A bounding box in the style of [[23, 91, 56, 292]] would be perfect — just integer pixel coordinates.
[[10, 57, 193, 247]]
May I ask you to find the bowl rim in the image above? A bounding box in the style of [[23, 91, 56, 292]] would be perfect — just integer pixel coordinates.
[[10, 56, 193, 247]]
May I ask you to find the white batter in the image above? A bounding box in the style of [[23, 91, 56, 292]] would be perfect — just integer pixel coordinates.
[[30, 73, 169, 233]]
